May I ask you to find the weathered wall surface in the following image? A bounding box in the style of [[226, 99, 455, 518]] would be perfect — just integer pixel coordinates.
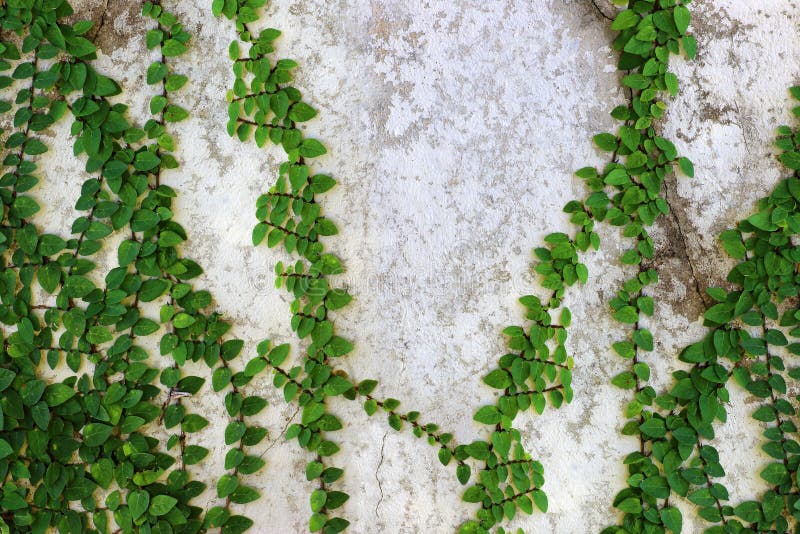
[[36, 0, 800, 531]]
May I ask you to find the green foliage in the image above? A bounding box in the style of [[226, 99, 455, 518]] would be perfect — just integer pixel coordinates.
[[0, 2, 268, 533], [513, 1, 696, 530], [214, 1, 359, 531], [215, 0, 560, 530], [591, 3, 800, 534], [602, 95, 800, 533], [5, 0, 795, 533]]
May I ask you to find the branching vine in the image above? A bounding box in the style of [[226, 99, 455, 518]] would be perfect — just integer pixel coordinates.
[[0, 2, 269, 533], [2, 0, 799, 533]]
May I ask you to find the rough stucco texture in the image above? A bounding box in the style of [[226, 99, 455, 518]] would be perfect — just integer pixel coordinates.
[[30, 0, 800, 532]]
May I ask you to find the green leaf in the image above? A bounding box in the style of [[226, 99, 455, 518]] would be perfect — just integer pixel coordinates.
[[762, 490, 783, 522], [639, 417, 666, 438], [252, 223, 268, 245], [66, 36, 97, 57], [149, 495, 177, 516], [165, 74, 188, 92], [83, 423, 114, 447], [269, 344, 290, 365], [660, 506, 682, 533], [87, 325, 112, 344], [162, 39, 187, 57], [640, 476, 669, 498], [617, 497, 641, 514], [118, 240, 140, 266], [619, 126, 640, 151], [682, 35, 697, 59], [473, 405, 502, 425], [613, 341, 636, 359], [151, 95, 168, 115], [289, 102, 317, 122], [182, 414, 209, 432], [24, 138, 48, 155], [719, 229, 745, 259], [760, 462, 789, 485], [306, 461, 324, 481], [593, 133, 618, 152], [212, 0, 224, 16], [212, 367, 233, 391], [483, 369, 511, 389], [239, 456, 265, 474], [746, 210, 777, 231], [678, 157, 694, 177], [38, 234, 66, 255], [184, 445, 209, 465], [38, 263, 61, 293], [0, 439, 13, 459], [733, 501, 762, 523], [611, 371, 636, 390], [661, 70, 678, 96], [456, 464, 471, 485], [703, 303, 732, 324], [611, 9, 639, 30], [147, 62, 169, 84], [614, 306, 638, 324], [302, 402, 326, 425], [91, 458, 114, 489], [576, 263, 589, 283], [299, 139, 327, 158], [173, 313, 196, 328], [310, 489, 327, 512], [605, 168, 630, 186], [633, 362, 650, 381], [462, 486, 485, 503], [323, 376, 352, 396], [145, 29, 163, 49], [230, 485, 260, 504], [673, 5, 691, 35], [633, 329, 653, 351], [165, 105, 189, 122], [310, 174, 336, 193], [44, 383, 75, 406], [532, 490, 548, 513], [309, 513, 326, 532], [218, 474, 239, 498], [0, 369, 16, 392], [139, 279, 169, 301], [13, 196, 39, 218], [225, 422, 247, 444], [128, 490, 149, 519], [134, 150, 160, 171]]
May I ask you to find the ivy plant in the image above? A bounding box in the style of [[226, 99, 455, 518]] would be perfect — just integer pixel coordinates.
[[601, 89, 800, 534], [0, 2, 269, 533], [3, 0, 799, 533]]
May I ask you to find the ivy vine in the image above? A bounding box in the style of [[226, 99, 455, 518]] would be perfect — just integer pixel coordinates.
[[214, 0, 561, 531], [600, 90, 800, 534], [0, 1, 270, 532], [2, 0, 798, 533]]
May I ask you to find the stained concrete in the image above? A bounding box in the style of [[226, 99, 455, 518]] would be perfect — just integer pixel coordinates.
[[32, 0, 800, 532]]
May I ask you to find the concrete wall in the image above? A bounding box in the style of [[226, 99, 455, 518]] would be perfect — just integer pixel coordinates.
[[38, 0, 800, 531]]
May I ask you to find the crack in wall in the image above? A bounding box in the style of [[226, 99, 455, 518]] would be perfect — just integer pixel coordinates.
[[260, 405, 301, 458], [663, 177, 711, 309], [90, 0, 110, 44], [374, 432, 388, 519], [590, 0, 615, 21]]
